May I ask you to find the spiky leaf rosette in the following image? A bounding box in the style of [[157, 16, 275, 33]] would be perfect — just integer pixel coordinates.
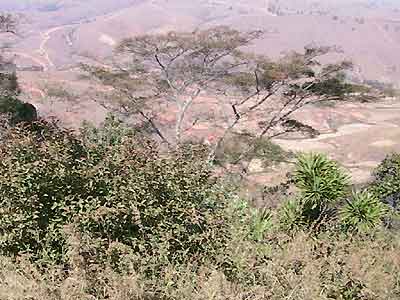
[[294, 153, 350, 209], [341, 191, 387, 233]]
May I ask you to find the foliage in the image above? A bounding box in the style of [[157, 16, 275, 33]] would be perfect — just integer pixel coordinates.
[[248, 208, 273, 242], [1, 232, 399, 299], [80, 114, 136, 146], [0, 115, 399, 298], [279, 198, 306, 232], [0, 118, 230, 268], [83, 27, 353, 164], [369, 153, 400, 211], [281, 119, 320, 138], [278, 153, 350, 229], [214, 133, 290, 167], [0, 14, 399, 300], [340, 191, 387, 233], [294, 153, 350, 210], [0, 95, 37, 124], [305, 72, 355, 98]]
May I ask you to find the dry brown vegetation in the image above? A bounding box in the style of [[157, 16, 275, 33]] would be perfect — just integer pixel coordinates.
[[0, 232, 399, 300]]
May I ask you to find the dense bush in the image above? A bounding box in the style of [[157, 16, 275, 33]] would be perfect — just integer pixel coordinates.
[[278, 153, 392, 234], [0, 118, 229, 268], [369, 153, 400, 211], [215, 133, 290, 167], [0, 95, 37, 124]]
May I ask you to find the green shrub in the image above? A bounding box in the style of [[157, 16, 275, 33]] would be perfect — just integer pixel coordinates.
[[293, 153, 349, 223], [226, 198, 274, 242], [215, 133, 290, 167], [279, 153, 349, 230], [369, 153, 400, 211], [294, 153, 350, 208], [0, 95, 37, 124], [340, 191, 387, 233], [249, 208, 273, 242], [0, 118, 229, 268], [279, 198, 305, 232]]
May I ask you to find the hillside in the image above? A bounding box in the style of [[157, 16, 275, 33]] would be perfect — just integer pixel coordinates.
[[3, 0, 400, 85], [1, 4, 400, 299], [1, 0, 400, 180]]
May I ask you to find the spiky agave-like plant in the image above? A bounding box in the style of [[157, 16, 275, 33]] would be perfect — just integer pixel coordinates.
[[294, 153, 350, 209], [250, 208, 273, 241], [288, 152, 351, 227], [340, 191, 387, 233], [279, 198, 306, 232]]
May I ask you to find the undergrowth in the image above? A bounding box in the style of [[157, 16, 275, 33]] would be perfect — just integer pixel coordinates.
[[0, 119, 399, 300]]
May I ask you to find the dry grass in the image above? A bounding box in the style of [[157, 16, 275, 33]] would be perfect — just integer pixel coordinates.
[[0, 231, 399, 300]]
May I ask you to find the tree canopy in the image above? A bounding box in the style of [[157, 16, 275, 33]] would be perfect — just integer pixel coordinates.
[[83, 27, 353, 166], [0, 13, 37, 126]]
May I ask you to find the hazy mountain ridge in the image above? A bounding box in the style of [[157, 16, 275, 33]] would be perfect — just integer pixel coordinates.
[[2, 0, 400, 92], [267, 0, 400, 14], [0, 1, 74, 12], [0, 1, 134, 12]]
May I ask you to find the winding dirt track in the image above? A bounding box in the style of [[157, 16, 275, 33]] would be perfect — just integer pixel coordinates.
[[12, 24, 75, 72], [38, 24, 77, 70]]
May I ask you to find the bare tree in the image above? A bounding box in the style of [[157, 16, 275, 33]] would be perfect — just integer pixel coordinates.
[[0, 13, 16, 134], [82, 26, 353, 164], [0, 13, 19, 93], [0, 13, 37, 126], [0, 13, 17, 35]]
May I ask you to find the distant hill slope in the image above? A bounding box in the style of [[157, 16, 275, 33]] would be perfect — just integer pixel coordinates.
[[2, 0, 400, 86], [69, 0, 400, 85], [0, 0, 144, 28], [266, 0, 400, 16], [0, 1, 136, 12]]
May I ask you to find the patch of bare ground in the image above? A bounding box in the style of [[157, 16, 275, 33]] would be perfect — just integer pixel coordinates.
[[274, 99, 400, 184]]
